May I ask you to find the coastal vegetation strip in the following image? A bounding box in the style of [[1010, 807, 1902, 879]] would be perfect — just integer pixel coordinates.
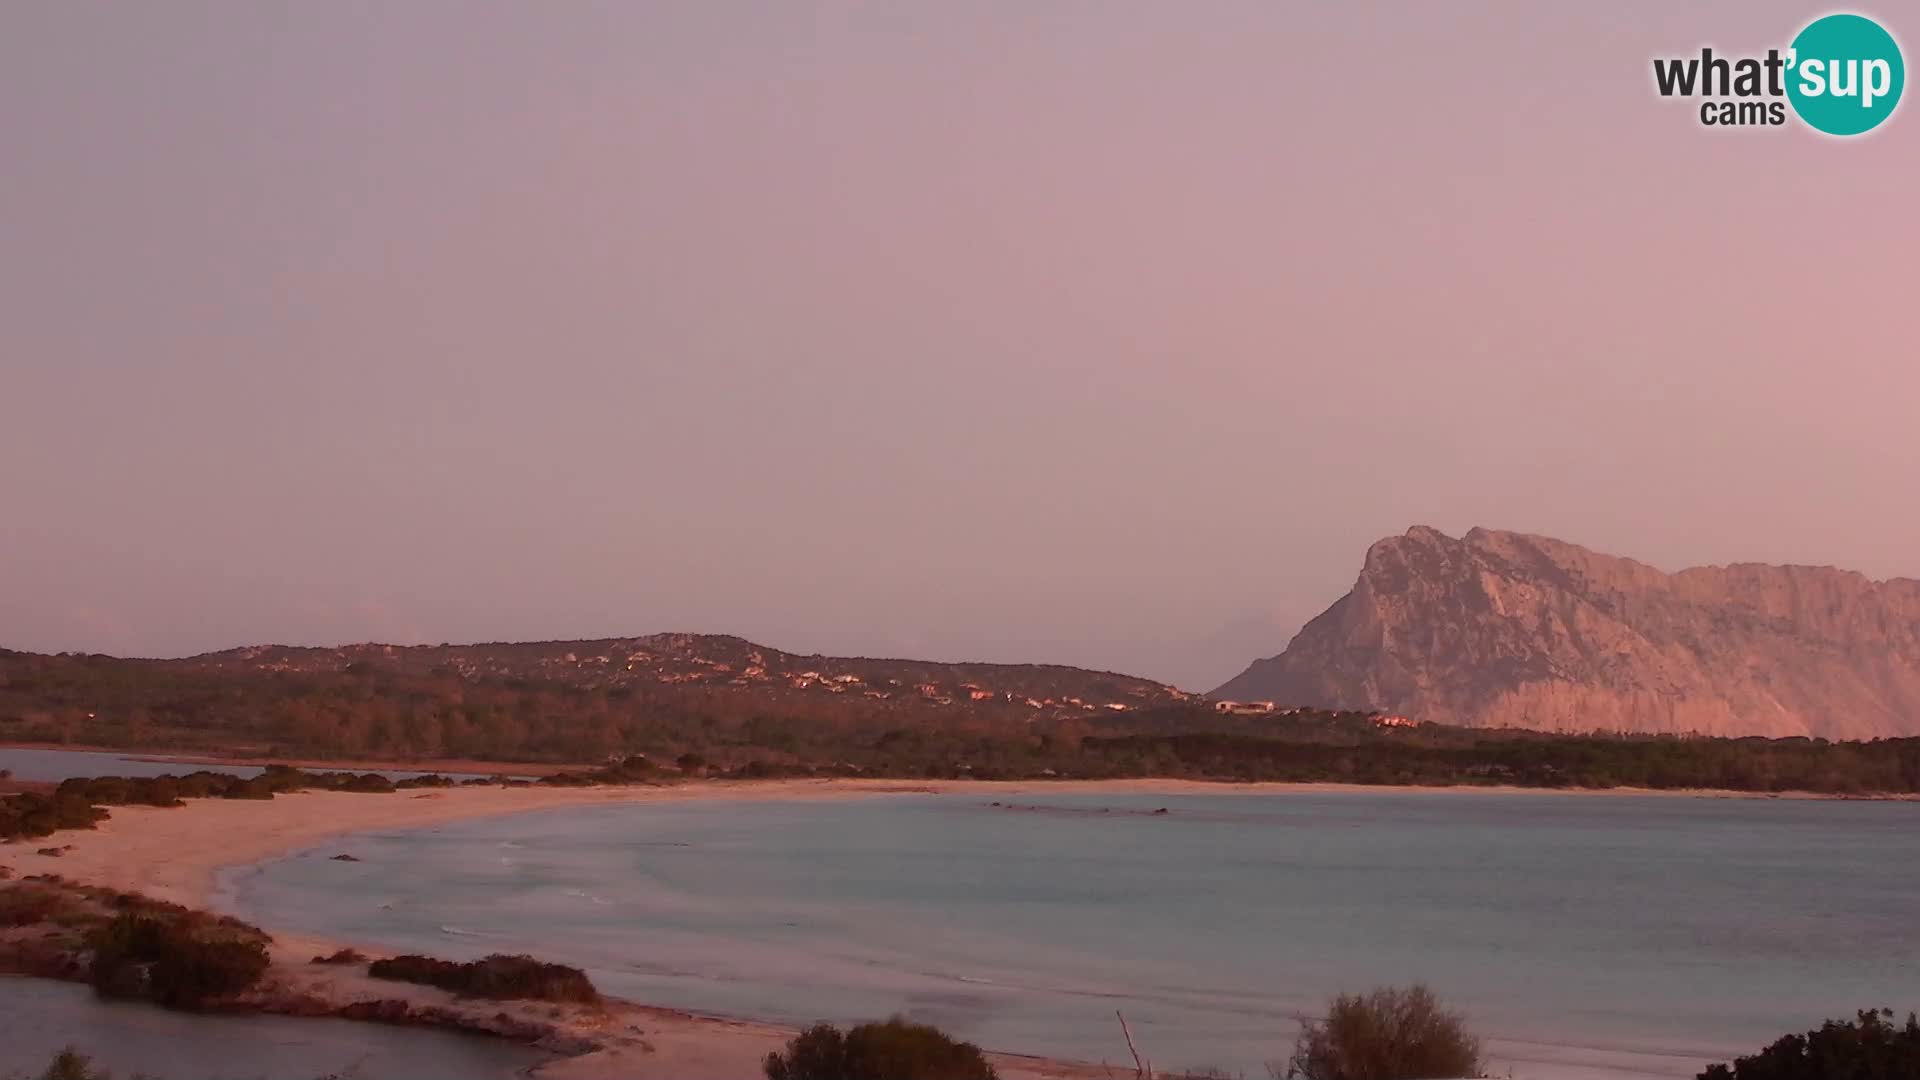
[[8, 635, 1920, 800], [365, 952, 601, 1005], [0, 759, 659, 843], [0, 873, 603, 1054], [8, 725, 1920, 851]]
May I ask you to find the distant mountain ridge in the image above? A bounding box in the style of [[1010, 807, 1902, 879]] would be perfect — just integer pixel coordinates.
[[1215, 527, 1920, 738]]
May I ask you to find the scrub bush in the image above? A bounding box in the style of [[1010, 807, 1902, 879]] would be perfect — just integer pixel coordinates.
[[764, 1017, 998, 1080], [367, 952, 599, 1004], [1283, 985, 1483, 1080], [87, 911, 271, 1009], [1698, 1009, 1920, 1080]]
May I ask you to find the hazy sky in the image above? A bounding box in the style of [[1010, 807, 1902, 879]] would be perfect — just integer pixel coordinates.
[[3, 3, 1916, 690]]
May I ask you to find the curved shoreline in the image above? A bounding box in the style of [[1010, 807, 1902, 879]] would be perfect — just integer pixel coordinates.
[[8, 781, 1127, 1080], [23, 774, 1870, 908], [3, 778, 1880, 1079]]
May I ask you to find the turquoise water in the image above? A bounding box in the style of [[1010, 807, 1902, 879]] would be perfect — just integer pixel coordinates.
[[222, 790, 1920, 1078]]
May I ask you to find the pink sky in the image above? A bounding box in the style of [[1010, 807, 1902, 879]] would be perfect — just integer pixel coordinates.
[[3, 3, 1916, 689]]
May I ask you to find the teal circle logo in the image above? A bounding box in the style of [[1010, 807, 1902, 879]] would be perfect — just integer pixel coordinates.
[[1787, 14, 1905, 135]]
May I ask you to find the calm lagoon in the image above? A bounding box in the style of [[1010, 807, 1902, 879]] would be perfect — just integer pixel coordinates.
[[222, 790, 1920, 1078]]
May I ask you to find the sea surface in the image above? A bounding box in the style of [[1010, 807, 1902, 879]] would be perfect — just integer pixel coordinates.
[[0, 745, 517, 783], [220, 790, 1920, 1078], [0, 976, 551, 1080], [0, 746, 276, 782]]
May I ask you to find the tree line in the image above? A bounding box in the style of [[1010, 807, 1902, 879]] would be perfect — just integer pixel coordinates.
[[6, 652, 1920, 797]]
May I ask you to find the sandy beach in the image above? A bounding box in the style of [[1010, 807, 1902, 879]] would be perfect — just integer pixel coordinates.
[[5, 779, 1203, 1080], [0, 776, 1821, 1079]]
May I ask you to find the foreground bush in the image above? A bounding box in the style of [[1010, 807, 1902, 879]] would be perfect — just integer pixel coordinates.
[[367, 952, 599, 1004], [0, 793, 109, 840], [23, 1048, 111, 1080], [0, 882, 88, 928], [1284, 984, 1483, 1080], [1699, 1009, 1920, 1080], [764, 1017, 998, 1080], [87, 911, 271, 1009]]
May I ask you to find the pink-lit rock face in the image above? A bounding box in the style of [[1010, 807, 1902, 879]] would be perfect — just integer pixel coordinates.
[[1218, 526, 1920, 739]]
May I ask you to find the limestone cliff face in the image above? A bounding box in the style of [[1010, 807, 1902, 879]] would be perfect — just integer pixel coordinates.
[[1215, 527, 1920, 738]]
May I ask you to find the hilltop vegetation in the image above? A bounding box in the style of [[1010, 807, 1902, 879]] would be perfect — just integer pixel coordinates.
[[0, 634, 1188, 764], [6, 634, 1920, 800]]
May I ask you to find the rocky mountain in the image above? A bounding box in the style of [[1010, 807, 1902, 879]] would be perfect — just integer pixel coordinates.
[[1215, 527, 1920, 738]]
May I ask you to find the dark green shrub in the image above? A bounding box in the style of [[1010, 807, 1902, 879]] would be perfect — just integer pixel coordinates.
[[764, 1017, 998, 1080], [59, 777, 117, 803], [395, 774, 455, 789], [0, 793, 109, 839], [172, 773, 218, 798], [1699, 1009, 1920, 1080], [52, 796, 106, 829], [1285, 985, 1484, 1080], [32, 1047, 112, 1080], [536, 771, 594, 787], [606, 755, 656, 779], [88, 912, 271, 1009], [367, 952, 599, 1004], [342, 772, 396, 793], [51, 776, 186, 810], [142, 776, 182, 807], [221, 776, 277, 800], [1, 794, 50, 839], [367, 953, 454, 985], [1, 883, 79, 927]]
